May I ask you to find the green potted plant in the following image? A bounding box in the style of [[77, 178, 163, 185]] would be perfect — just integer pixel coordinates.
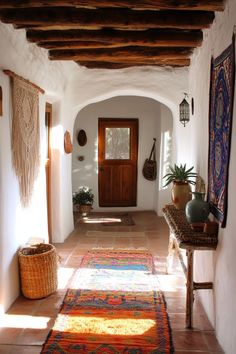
[[163, 164, 197, 209], [73, 186, 94, 215]]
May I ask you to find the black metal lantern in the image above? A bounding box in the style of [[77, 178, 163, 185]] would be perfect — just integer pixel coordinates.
[[179, 93, 190, 127]]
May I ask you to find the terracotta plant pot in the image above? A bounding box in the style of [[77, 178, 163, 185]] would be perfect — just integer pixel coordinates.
[[78, 204, 92, 216], [171, 181, 191, 210]]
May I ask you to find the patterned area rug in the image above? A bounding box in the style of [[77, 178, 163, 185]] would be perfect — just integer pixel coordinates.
[[74, 212, 135, 226], [41, 250, 174, 354], [80, 249, 153, 271]]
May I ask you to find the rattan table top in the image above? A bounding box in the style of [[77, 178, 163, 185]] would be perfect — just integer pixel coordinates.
[[162, 204, 218, 249]]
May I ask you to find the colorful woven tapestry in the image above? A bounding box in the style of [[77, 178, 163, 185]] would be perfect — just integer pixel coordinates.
[[41, 250, 174, 353], [207, 38, 235, 227]]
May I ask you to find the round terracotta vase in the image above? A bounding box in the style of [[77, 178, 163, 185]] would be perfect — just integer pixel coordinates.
[[171, 181, 192, 210]]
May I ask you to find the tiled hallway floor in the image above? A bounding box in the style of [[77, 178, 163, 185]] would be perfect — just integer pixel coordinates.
[[0, 211, 224, 353]]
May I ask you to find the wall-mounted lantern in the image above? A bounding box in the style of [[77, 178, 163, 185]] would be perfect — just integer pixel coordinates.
[[179, 93, 190, 127]]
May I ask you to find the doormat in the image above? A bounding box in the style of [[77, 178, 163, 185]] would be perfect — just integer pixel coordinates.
[[86, 231, 145, 237], [41, 250, 174, 353], [74, 212, 135, 226]]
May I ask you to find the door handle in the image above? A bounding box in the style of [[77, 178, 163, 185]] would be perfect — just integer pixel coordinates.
[[99, 165, 104, 171]]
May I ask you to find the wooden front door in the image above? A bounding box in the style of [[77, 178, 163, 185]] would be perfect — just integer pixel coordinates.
[[98, 118, 138, 207]]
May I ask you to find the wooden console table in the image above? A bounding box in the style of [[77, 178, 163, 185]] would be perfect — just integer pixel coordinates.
[[162, 204, 218, 329]]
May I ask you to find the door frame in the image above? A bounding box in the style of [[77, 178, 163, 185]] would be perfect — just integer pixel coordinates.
[[45, 103, 52, 242]]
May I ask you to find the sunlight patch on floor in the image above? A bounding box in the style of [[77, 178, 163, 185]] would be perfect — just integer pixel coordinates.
[[55, 314, 155, 336], [57, 267, 75, 289], [82, 217, 122, 224], [0, 314, 50, 329], [158, 274, 185, 292], [70, 268, 160, 292]]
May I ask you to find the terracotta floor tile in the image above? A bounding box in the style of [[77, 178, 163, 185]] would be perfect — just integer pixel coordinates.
[[165, 296, 186, 313], [9, 345, 42, 354], [175, 351, 222, 354], [169, 313, 186, 329], [16, 327, 50, 346], [172, 330, 209, 351], [0, 345, 11, 354], [203, 331, 224, 351], [129, 238, 147, 248], [0, 328, 23, 344]]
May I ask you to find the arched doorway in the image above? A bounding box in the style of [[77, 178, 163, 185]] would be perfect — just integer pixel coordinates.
[[72, 95, 173, 214]]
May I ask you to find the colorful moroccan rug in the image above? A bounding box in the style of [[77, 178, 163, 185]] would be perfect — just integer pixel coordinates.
[[41, 250, 174, 353], [80, 249, 154, 271]]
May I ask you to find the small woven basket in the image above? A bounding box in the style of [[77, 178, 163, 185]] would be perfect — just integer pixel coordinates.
[[18, 243, 58, 299]]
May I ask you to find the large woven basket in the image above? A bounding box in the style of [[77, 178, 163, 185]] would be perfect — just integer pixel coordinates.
[[18, 243, 58, 299]]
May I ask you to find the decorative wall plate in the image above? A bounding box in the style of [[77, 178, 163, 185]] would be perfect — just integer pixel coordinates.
[[77, 129, 87, 146]]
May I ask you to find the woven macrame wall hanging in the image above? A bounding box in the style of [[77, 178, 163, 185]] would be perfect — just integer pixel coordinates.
[[11, 76, 40, 207]]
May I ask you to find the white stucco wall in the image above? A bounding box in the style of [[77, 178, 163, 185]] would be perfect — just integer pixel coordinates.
[[72, 96, 173, 213], [0, 23, 76, 311], [187, 1, 236, 353], [157, 104, 174, 214], [0, 71, 49, 312]]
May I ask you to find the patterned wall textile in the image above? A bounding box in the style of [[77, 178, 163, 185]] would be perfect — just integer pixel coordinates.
[[207, 38, 235, 227], [12, 76, 40, 207]]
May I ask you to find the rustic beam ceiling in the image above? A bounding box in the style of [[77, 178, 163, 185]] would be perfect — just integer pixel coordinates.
[[0, 0, 225, 69], [0, 1, 225, 12]]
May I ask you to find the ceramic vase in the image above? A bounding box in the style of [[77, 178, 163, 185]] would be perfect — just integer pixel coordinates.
[[171, 181, 192, 210], [185, 192, 210, 223]]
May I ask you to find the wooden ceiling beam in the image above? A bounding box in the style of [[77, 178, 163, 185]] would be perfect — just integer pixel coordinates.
[[0, 8, 215, 30], [27, 29, 203, 48], [39, 40, 113, 49], [49, 47, 192, 61], [77, 59, 191, 69], [0, 0, 225, 12], [38, 40, 195, 50]]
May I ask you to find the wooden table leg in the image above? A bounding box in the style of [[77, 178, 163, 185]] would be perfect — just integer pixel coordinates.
[[186, 249, 194, 329], [166, 233, 175, 274]]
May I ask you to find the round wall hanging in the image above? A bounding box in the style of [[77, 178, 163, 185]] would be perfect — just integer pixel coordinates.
[[77, 129, 87, 146]]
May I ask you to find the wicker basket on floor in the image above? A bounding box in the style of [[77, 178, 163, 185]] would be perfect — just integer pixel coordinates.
[[18, 243, 58, 299]]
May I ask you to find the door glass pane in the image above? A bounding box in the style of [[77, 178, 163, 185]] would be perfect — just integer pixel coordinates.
[[105, 127, 130, 159]]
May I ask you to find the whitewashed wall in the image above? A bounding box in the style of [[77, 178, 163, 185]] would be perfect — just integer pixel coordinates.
[[187, 1, 236, 353], [0, 23, 76, 311], [72, 96, 173, 212]]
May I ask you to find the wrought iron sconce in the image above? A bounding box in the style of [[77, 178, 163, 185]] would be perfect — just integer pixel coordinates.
[[179, 93, 190, 127]]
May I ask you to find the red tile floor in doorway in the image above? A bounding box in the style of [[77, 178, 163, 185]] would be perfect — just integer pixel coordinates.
[[0, 211, 224, 353]]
